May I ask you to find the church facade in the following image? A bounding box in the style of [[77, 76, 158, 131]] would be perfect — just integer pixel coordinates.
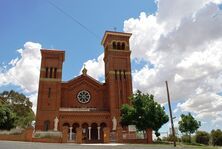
[[35, 31, 133, 142]]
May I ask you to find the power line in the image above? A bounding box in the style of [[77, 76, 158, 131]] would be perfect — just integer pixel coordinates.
[[46, 0, 99, 40]]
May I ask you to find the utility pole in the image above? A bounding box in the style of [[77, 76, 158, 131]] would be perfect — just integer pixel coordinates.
[[165, 81, 176, 147]]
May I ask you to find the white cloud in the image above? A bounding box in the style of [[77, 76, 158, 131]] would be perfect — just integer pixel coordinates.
[[177, 92, 222, 128], [124, 12, 164, 60], [80, 53, 104, 81], [178, 93, 222, 117], [0, 42, 41, 113], [0, 42, 41, 93], [124, 0, 222, 128]]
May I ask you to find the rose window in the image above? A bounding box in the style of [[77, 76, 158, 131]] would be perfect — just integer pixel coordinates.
[[77, 90, 91, 103]]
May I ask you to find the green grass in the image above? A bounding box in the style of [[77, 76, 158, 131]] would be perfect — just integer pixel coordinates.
[[129, 143, 221, 149], [178, 144, 220, 149], [150, 140, 222, 149]]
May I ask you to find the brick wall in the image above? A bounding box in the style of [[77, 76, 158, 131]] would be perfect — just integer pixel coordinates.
[[0, 127, 33, 142]]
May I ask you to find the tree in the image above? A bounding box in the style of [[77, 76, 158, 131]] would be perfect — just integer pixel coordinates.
[[0, 105, 16, 130], [178, 113, 201, 143], [0, 90, 35, 128], [121, 90, 169, 137], [211, 129, 222, 146], [195, 131, 210, 145]]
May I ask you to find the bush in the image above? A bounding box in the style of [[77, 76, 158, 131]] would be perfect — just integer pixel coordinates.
[[0, 128, 24, 135], [211, 129, 222, 146], [195, 131, 210, 145], [0, 105, 16, 130], [182, 135, 190, 143], [157, 137, 162, 141], [168, 134, 179, 142], [162, 134, 181, 142]]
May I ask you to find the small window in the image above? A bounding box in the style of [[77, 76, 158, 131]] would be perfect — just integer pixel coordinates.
[[112, 42, 117, 49], [121, 42, 125, 50], [115, 70, 117, 80], [45, 67, 48, 78], [48, 88, 51, 98], [123, 70, 126, 79], [49, 67, 53, 78], [120, 89, 123, 100], [119, 70, 122, 80], [117, 42, 121, 50], [54, 68, 57, 78]]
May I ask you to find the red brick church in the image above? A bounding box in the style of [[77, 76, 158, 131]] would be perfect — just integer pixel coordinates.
[[35, 31, 152, 143]]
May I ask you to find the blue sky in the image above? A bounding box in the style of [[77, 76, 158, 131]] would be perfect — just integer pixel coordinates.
[[0, 0, 156, 80], [1, 0, 222, 135]]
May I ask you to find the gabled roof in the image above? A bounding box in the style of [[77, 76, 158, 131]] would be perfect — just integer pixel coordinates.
[[62, 74, 104, 88]]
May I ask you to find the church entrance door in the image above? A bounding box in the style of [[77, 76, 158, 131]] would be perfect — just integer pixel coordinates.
[[91, 123, 98, 141]]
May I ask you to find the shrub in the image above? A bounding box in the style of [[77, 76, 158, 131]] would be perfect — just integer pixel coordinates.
[[162, 136, 167, 141], [167, 134, 179, 142], [162, 134, 180, 142], [211, 129, 222, 146], [182, 135, 190, 143], [195, 131, 210, 145], [0, 105, 16, 130], [0, 128, 24, 135]]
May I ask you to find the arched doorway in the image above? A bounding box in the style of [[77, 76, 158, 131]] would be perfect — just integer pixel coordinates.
[[100, 122, 107, 142], [91, 123, 98, 141], [44, 120, 50, 131], [63, 123, 70, 128], [63, 123, 70, 132], [72, 123, 80, 141], [81, 123, 89, 141], [72, 123, 80, 133], [63, 123, 72, 141]]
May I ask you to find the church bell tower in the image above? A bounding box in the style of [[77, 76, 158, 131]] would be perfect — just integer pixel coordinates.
[[102, 31, 133, 124], [35, 49, 64, 131]]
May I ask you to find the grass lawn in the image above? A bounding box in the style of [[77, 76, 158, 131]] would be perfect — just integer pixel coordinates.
[[178, 144, 221, 149], [132, 143, 222, 149]]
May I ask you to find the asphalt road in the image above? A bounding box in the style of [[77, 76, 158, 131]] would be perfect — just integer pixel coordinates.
[[0, 140, 217, 149]]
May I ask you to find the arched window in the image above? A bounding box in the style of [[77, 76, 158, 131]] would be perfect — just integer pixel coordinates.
[[121, 42, 125, 50], [117, 42, 121, 50], [45, 67, 49, 78], [119, 70, 122, 80], [49, 67, 53, 78], [115, 70, 117, 80], [44, 120, 50, 131], [48, 88, 51, 98], [112, 42, 117, 49], [54, 68, 57, 78]]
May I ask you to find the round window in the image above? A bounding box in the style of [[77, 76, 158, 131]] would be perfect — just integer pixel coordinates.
[[77, 90, 91, 104]]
